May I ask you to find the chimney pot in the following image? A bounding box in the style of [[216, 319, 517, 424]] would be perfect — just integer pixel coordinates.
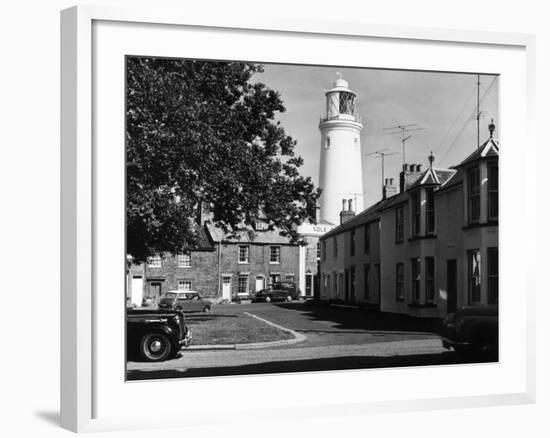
[[342, 199, 346, 211], [417, 164, 422, 172], [348, 199, 353, 211]]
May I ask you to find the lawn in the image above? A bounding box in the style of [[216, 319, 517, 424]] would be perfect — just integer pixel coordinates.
[[185, 312, 295, 346]]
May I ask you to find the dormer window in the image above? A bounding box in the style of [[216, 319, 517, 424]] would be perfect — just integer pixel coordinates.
[[426, 188, 435, 234], [411, 192, 421, 236], [488, 163, 498, 221], [468, 167, 481, 224]]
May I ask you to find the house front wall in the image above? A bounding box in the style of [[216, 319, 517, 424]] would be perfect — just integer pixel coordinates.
[[127, 250, 220, 305], [219, 242, 300, 299]]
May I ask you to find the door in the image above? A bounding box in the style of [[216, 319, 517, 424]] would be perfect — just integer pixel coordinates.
[[222, 276, 232, 301], [255, 276, 265, 292], [149, 282, 162, 303], [130, 276, 143, 307], [344, 269, 350, 302], [446, 259, 458, 314], [305, 274, 312, 297]]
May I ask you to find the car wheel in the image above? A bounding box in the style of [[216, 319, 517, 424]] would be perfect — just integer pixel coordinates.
[[286, 295, 292, 302], [203, 305, 211, 313], [139, 332, 173, 362], [265, 296, 271, 303]]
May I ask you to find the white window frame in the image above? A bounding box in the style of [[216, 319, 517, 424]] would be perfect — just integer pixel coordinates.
[[177, 253, 191, 268], [270, 245, 281, 264], [237, 274, 249, 295], [147, 255, 162, 268], [238, 245, 250, 264], [178, 280, 192, 291]]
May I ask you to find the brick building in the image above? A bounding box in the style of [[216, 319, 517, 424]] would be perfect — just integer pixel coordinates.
[[127, 218, 300, 305]]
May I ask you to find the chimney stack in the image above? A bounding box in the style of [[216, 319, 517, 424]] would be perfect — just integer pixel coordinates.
[[383, 178, 397, 199], [399, 163, 424, 193], [339, 198, 356, 225]]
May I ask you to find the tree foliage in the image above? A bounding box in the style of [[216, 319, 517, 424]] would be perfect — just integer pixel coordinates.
[[126, 57, 320, 263]]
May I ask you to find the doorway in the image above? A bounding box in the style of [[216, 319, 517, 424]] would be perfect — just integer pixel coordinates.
[[446, 259, 458, 313], [222, 276, 232, 301]]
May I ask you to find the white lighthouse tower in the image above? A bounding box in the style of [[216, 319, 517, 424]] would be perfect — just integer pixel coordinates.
[[318, 74, 364, 225]]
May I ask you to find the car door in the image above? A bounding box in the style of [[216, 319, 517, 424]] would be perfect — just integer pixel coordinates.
[[188, 293, 203, 311]]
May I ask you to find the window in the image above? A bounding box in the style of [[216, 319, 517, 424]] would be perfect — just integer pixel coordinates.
[[316, 242, 321, 260], [147, 255, 162, 268], [255, 221, 268, 231], [395, 206, 404, 242], [488, 247, 498, 304], [350, 229, 356, 256], [333, 272, 338, 296], [269, 274, 280, 285], [468, 167, 481, 223], [325, 274, 330, 295], [325, 137, 331, 149], [322, 240, 327, 261], [270, 246, 281, 263], [426, 188, 435, 234], [333, 236, 338, 258], [364, 264, 370, 299], [238, 245, 249, 263], [425, 257, 435, 303], [488, 164, 498, 220], [177, 253, 191, 268], [238, 275, 249, 294], [396, 263, 404, 300], [285, 274, 295, 283], [178, 280, 192, 291], [411, 258, 421, 302], [468, 249, 481, 303], [364, 224, 370, 254], [412, 192, 421, 236], [350, 266, 356, 299]]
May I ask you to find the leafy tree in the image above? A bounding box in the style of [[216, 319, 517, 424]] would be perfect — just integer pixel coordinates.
[[126, 57, 320, 263]]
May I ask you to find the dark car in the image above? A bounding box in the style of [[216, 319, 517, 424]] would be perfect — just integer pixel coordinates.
[[127, 308, 192, 362], [158, 291, 213, 313], [440, 305, 498, 359], [253, 282, 300, 303]]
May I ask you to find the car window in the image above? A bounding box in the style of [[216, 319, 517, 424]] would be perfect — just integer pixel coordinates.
[[177, 293, 189, 300], [165, 292, 177, 298]]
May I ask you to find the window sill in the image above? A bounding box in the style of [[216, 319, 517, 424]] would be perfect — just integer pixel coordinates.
[[408, 302, 437, 308], [408, 235, 437, 242], [462, 220, 498, 230], [237, 261, 250, 264]]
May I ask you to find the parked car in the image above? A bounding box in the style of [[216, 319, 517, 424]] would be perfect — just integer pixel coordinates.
[[127, 308, 192, 362], [440, 305, 498, 359], [253, 282, 300, 303], [158, 291, 213, 313]]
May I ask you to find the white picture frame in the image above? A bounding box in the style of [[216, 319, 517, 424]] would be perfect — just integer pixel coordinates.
[[60, 5, 536, 433]]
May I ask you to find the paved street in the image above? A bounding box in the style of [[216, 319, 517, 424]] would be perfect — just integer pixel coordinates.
[[127, 302, 483, 380]]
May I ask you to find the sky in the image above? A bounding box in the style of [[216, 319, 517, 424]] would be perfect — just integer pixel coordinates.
[[253, 63, 499, 209]]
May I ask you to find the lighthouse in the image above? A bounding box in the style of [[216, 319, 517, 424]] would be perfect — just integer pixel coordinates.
[[318, 74, 364, 225]]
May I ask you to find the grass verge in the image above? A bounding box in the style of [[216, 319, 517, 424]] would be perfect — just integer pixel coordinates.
[[186, 313, 294, 345]]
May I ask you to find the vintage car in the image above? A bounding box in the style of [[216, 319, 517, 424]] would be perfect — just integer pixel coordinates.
[[253, 282, 300, 303], [127, 308, 192, 362], [440, 305, 498, 360], [158, 291, 213, 313]]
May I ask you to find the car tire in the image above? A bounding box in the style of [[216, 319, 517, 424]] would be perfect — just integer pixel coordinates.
[[265, 296, 271, 303], [139, 332, 173, 362], [203, 305, 211, 313], [286, 295, 292, 302]]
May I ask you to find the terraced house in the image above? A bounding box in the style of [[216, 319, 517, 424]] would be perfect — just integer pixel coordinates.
[[319, 123, 499, 318], [127, 215, 300, 306]]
